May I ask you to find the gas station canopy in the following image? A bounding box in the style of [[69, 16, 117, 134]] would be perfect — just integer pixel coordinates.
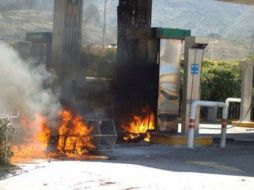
[[219, 0, 254, 4]]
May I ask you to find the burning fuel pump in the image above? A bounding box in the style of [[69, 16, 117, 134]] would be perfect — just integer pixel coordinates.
[[115, 28, 191, 142]]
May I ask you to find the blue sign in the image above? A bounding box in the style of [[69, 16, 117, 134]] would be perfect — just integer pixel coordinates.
[[191, 64, 199, 75]]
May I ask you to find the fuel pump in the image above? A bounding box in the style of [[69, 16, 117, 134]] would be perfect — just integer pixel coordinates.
[[182, 37, 208, 134]]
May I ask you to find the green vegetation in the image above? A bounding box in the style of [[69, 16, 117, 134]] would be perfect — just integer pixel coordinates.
[[81, 46, 116, 78], [82, 47, 244, 103], [0, 119, 14, 166], [201, 60, 241, 101], [249, 55, 254, 62]]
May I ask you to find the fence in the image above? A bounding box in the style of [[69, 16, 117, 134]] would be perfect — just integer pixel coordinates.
[[180, 101, 254, 121], [200, 102, 239, 120]]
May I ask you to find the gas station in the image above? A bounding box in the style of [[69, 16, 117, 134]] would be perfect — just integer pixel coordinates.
[[0, 0, 253, 152], [1, 0, 254, 153], [1, 0, 254, 189], [221, 0, 254, 126], [30, 0, 254, 149], [151, 0, 254, 147]]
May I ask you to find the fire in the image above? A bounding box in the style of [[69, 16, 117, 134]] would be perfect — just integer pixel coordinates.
[[56, 110, 96, 157], [11, 114, 50, 163], [121, 106, 155, 142], [11, 110, 96, 163]]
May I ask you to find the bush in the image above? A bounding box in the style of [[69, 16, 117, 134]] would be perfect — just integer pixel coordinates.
[[249, 55, 254, 62], [201, 60, 241, 101], [0, 119, 14, 166]]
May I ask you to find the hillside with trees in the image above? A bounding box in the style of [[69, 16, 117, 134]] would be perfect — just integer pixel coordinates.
[[0, 0, 253, 59]]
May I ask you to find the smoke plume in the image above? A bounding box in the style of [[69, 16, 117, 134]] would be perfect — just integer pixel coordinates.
[[0, 0, 53, 11], [0, 42, 60, 138]]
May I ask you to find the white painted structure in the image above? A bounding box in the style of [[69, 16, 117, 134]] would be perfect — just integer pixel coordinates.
[[182, 37, 208, 135], [187, 101, 228, 149], [225, 98, 242, 119], [240, 61, 254, 122]]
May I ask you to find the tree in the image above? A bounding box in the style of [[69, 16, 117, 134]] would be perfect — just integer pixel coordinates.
[[201, 60, 241, 101], [0, 119, 14, 166]]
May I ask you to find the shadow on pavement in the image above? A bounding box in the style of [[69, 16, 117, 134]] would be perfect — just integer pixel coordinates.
[[101, 140, 254, 177]]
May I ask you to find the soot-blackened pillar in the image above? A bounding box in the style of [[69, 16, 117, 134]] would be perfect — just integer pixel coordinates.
[[52, 0, 83, 104], [116, 0, 159, 132], [117, 0, 152, 65]]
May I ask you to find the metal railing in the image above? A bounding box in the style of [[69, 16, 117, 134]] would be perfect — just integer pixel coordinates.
[[187, 101, 228, 149], [200, 98, 242, 121], [200, 103, 241, 120], [180, 100, 244, 120]]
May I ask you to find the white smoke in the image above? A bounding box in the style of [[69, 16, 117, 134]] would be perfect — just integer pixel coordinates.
[[0, 42, 60, 130], [0, 0, 53, 11]]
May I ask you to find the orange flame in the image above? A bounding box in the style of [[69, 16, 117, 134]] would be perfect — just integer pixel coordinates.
[[11, 110, 96, 163], [11, 114, 50, 163], [121, 106, 155, 142], [56, 110, 96, 157]]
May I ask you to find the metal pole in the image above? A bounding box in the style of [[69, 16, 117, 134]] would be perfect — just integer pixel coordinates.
[[225, 98, 241, 119], [220, 119, 227, 148], [187, 100, 228, 149], [225, 98, 241, 107], [187, 119, 195, 149]]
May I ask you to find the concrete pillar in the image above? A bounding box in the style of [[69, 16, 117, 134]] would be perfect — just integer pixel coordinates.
[[117, 0, 152, 65], [115, 0, 156, 130], [240, 60, 254, 121], [182, 37, 207, 134], [52, 0, 83, 101]]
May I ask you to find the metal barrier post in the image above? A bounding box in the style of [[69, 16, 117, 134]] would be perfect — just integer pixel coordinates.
[[187, 101, 228, 149], [187, 119, 195, 149], [220, 119, 227, 148]]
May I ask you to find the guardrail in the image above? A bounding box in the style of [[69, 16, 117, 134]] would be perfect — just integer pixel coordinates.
[[225, 98, 241, 119], [180, 99, 246, 120], [187, 101, 228, 149]]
